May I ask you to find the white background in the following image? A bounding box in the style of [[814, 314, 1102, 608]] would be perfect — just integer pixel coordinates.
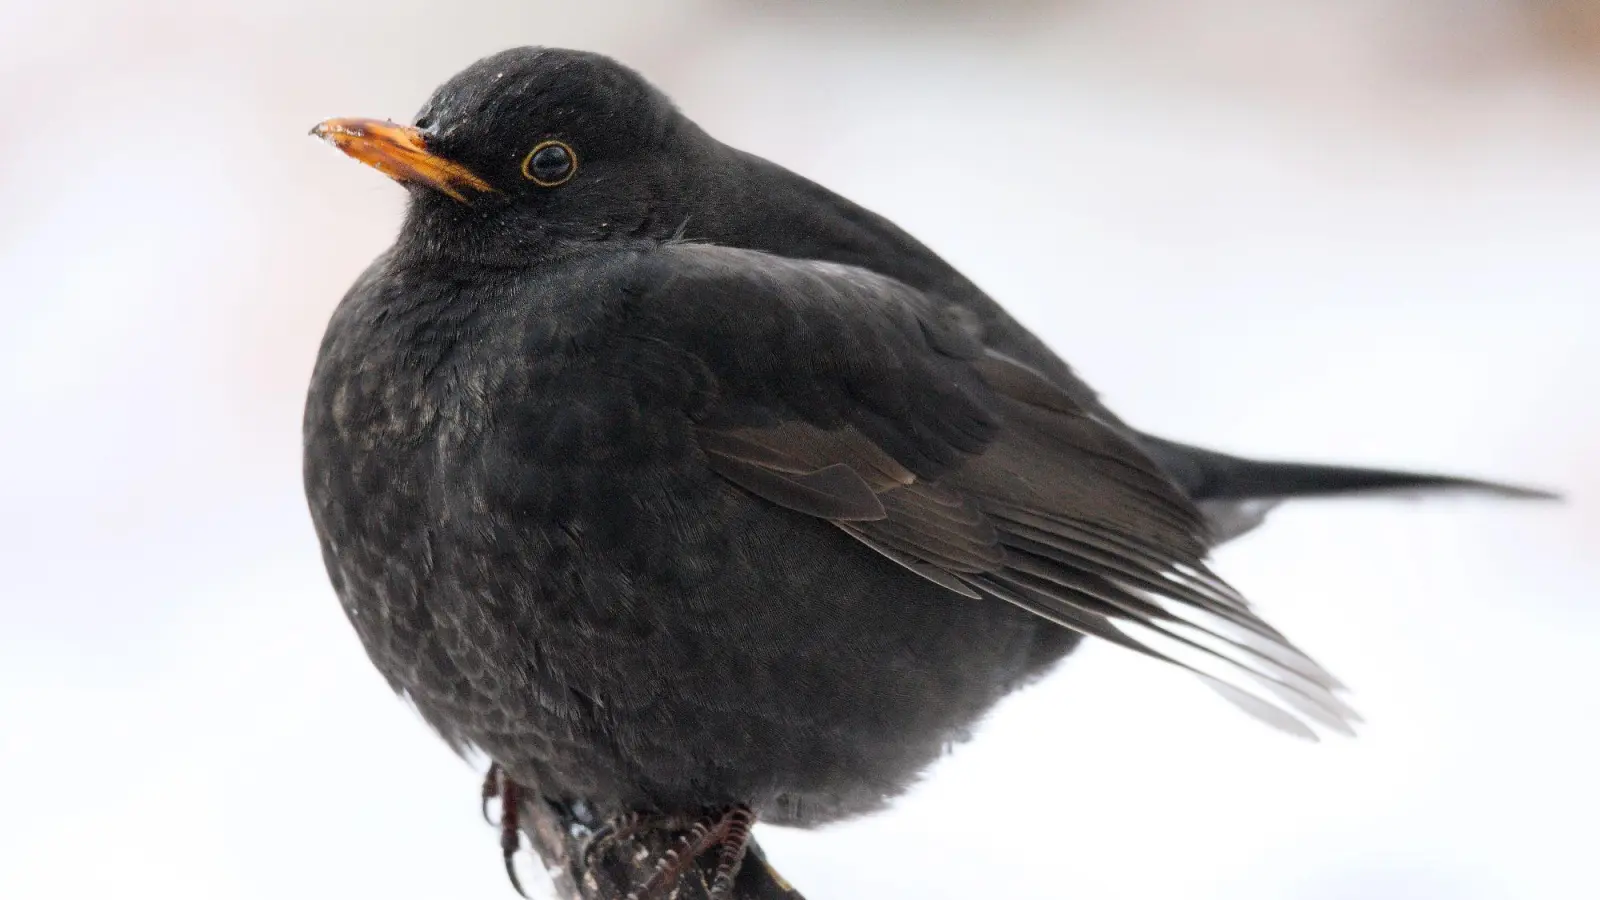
[[2, 2, 1596, 898]]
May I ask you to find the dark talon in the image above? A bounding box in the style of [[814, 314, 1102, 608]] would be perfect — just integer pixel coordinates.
[[481, 763, 501, 825], [499, 777, 528, 898], [503, 853, 528, 900], [479, 764, 530, 898]]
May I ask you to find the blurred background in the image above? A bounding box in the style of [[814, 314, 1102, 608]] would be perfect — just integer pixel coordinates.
[[2, 1, 1596, 898]]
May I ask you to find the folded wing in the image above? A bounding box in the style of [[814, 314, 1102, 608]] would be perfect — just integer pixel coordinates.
[[618, 242, 1356, 738]]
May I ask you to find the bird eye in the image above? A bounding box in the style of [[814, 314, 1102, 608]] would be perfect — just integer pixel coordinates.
[[521, 140, 577, 187]]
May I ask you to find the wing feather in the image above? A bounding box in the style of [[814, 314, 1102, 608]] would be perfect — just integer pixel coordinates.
[[622, 243, 1354, 737]]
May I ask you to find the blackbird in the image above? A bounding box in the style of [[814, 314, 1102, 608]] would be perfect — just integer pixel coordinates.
[[305, 47, 1551, 899]]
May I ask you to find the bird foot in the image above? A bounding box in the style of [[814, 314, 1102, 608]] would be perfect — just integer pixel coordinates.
[[482, 763, 531, 898], [580, 805, 757, 900]]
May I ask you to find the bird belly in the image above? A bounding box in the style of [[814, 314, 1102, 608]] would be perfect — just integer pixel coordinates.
[[380, 467, 1077, 828]]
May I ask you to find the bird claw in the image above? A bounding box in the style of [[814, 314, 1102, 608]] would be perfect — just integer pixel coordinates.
[[503, 848, 529, 900], [486, 769, 758, 900], [708, 807, 756, 899], [481, 762, 502, 825], [580, 810, 646, 875], [584, 805, 754, 900], [481, 762, 530, 898]]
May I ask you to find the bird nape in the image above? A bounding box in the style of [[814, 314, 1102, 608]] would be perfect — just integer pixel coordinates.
[[303, 46, 1556, 900]]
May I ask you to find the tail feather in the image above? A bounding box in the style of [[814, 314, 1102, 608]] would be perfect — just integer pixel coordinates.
[[1135, 434, 1557, 544], [1137, 434, 1557, 503]]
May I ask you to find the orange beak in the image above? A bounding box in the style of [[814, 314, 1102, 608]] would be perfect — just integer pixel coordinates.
[[310, 117, 494, 203]]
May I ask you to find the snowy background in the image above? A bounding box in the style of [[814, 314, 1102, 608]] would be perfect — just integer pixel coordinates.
[[2, 1, 1596, 898]]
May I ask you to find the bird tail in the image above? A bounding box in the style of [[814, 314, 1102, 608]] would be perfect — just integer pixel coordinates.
[[1134, 434, 1557, 542]]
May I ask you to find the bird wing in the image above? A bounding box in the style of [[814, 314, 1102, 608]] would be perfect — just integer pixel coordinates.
[[609, 242, 1354, 738]]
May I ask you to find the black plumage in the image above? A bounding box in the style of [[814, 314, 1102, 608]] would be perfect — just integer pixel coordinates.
[[305, 47, 1550, 898]]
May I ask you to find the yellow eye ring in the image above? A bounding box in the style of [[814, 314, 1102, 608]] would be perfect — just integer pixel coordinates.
[[521, 140, 577, 186]]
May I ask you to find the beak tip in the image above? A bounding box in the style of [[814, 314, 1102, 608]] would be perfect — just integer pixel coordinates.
[[310, 116, 492, 202], [310, 118, 365, 143]]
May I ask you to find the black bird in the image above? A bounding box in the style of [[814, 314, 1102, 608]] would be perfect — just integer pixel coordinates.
[[305, 47, 1550, 899]]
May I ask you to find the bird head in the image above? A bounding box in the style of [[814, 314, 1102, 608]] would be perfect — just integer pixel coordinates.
[[313, 47, 699, 262]]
